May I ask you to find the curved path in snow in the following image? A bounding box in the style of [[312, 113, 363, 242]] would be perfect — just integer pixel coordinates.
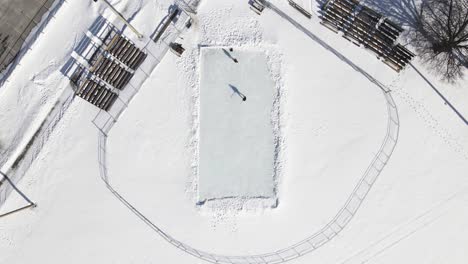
[[95, 2, 401, 263]]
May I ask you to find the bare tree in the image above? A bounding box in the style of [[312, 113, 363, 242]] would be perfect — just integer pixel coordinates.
[[411, 0, 468, 81]]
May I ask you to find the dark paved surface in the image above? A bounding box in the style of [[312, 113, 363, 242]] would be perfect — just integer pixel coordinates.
[[0, 0, 55, 71]]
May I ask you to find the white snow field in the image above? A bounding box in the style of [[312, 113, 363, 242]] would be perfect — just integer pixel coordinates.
[[0, 0, 468, 263], [198, 47, 277, 207]]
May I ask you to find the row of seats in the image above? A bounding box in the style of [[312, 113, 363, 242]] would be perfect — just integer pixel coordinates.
[[90, 54, 133, 90], [76, 79, 118, 111], [321, 0, 414, 71], [70, 65, 87, 86], [105, 33, 147, 70], [73, 32, 144, 111], [384, 44, 415, 72], [67, 22, 147, 112]]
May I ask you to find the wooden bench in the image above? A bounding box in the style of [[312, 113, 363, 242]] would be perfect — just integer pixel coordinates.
[[288, 0, 312, 19], [76, 79, 118, 111], [250, 0, 265, 15], [89, 54, 134, 90], [105, 33, 147, 70], [320, 0, 414, 72]]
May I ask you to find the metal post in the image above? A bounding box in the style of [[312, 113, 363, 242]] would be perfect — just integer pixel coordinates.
[[0, 203, 36, 218], [0, 171, 36, 218], [93, 0, 143, 39]]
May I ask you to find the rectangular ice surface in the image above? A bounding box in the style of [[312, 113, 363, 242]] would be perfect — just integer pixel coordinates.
[[198, 47, 276, 203]]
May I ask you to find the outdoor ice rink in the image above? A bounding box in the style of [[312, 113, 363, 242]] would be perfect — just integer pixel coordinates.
[[198, 47, 277, 205], [0, 0, 467, 264]]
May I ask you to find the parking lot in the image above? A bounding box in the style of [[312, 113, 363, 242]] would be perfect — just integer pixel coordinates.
[[0, 0, 55, 72]]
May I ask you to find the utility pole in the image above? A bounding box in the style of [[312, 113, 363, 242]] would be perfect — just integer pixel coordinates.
[[93, 0, 143, 39]]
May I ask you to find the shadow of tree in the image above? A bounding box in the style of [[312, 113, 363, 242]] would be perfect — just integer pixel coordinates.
[[360, 0, 421, 44], [316, 0, 420, 28], [318, 0, 467, 81], [366, 0, 467, 81], [364, 0, 420, 28], [315, 0, 421, 43]]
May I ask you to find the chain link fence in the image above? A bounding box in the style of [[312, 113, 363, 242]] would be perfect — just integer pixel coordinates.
[[94, 1, 400, 263], [96, 89, 399, 264], [0, 88, 74, 209], [0, 0, 194, 210], [0, 0, 401, 262]]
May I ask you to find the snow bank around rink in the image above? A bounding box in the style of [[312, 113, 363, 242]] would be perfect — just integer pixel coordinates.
[[182, 4, 286, 213]]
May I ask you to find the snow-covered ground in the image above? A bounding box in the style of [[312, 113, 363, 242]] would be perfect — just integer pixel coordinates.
[[0, 0, 467, 263]]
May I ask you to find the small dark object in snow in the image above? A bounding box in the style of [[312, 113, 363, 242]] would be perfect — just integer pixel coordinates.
[[170, 42, 185, 56]]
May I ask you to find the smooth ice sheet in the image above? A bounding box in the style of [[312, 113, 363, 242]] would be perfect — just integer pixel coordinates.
[[198, 47, 276, 203]]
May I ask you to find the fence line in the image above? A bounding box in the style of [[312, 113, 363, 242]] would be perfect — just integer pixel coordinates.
[[96, 88, 399, 264], [92, 8, 191, 134], [0, 0, 401, 262], [0, 88, 75, 208], [0, 0, 68, 206], [0, 0, 193, 208], [93, 1, 400, 262], [0, 171, 36, 218]]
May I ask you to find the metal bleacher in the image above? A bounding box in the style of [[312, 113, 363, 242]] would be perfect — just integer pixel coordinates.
[[89, 53, 133, 90], [104, 33, 147, 70], [321, 0, 414, 72], [63, 20, 148, 112], [76, 79, 118, 111]]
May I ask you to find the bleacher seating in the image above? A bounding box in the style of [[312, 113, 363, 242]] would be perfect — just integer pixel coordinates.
[[63, 18, 149, 112], [90, 54, 133, 90], [105, 33, 147, 70], [76, 79, 118, 111], [321, 0, 415, 72]]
